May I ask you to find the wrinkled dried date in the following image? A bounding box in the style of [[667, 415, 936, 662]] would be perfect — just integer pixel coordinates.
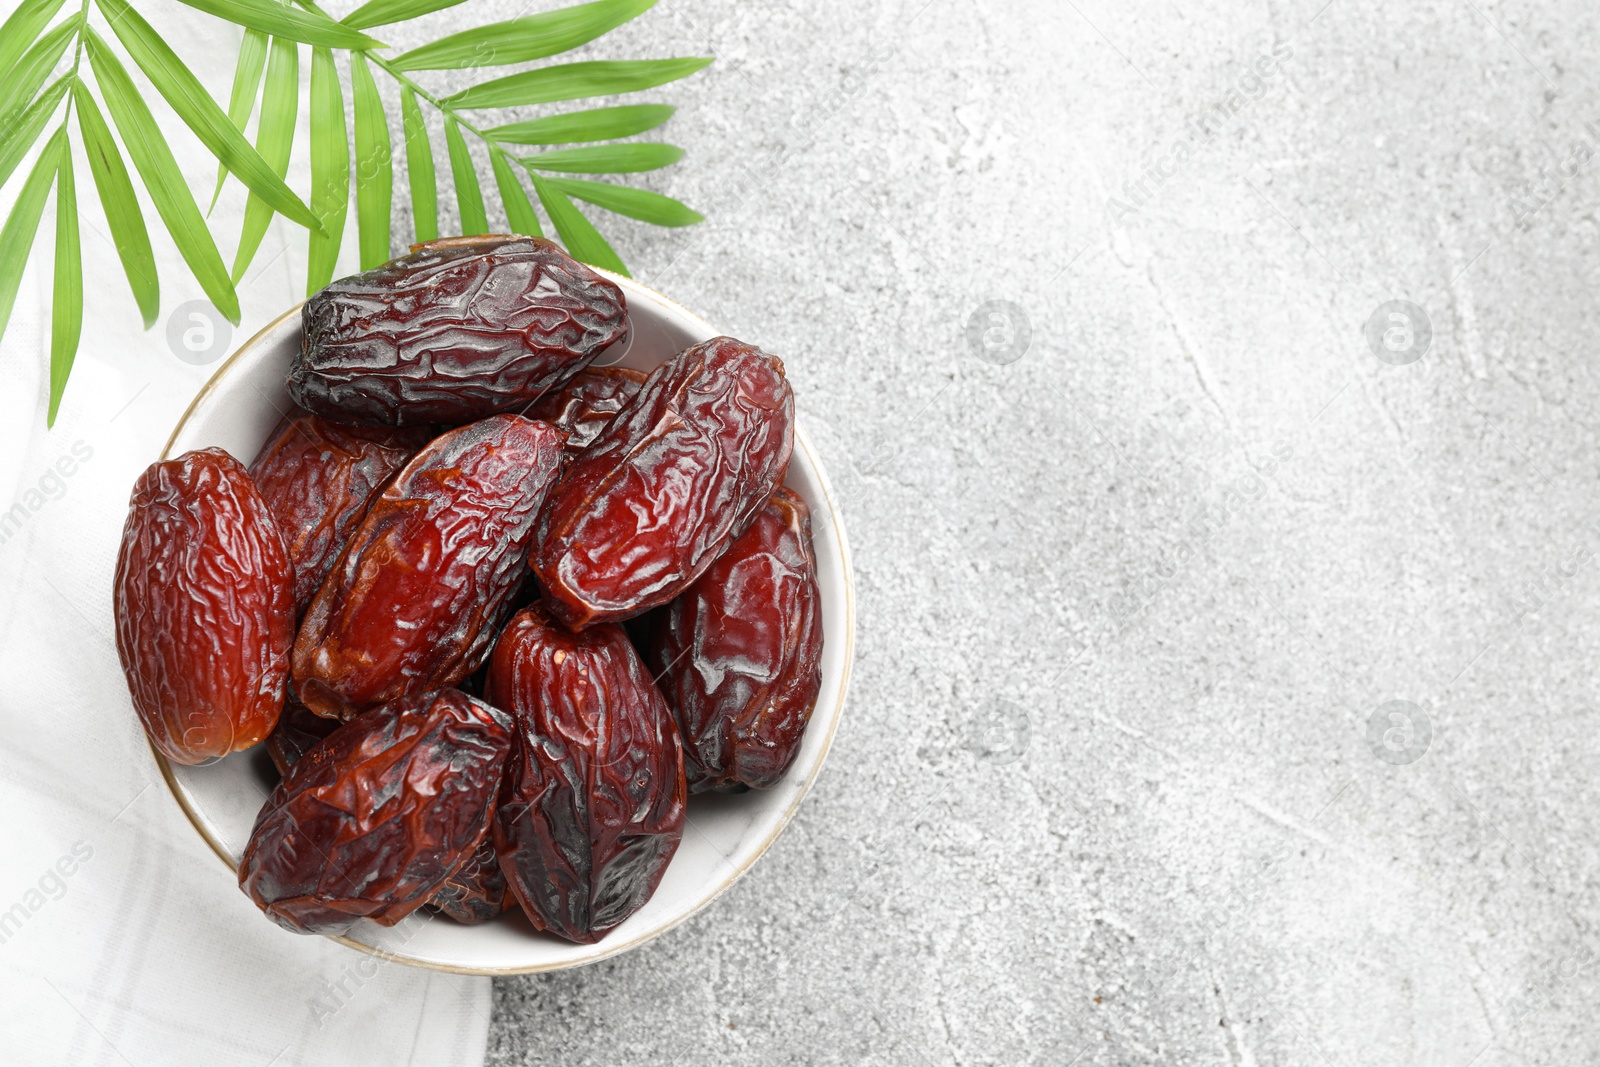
[[248, 411, 430, 612], [114, 448, 295, 765], [293, 414, 564, 720], [649, 488, 824, 792], [264, 697, 340, 776], [488, 606, 685, 944], [532, 336, 794, 628], [239, 689, 511, 934], [429, 838, 512, 924], [526, 365, 646, 459], [288, 236, 627, 426]]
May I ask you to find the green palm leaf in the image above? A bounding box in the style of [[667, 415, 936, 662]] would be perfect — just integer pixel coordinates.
[[210, 28, 269, 209], [350, 53, 392, 269], [524, 142, 682, 174], [391, 0, 654, 72], [445, 57, 711, 110], [342, 0, 469, 31], [531, 172, 626, 276], [546, 176, 701, 227], [400, 87, 436, 243], [49, 136, 81, 426], [172, 0, 382, 48], [486, 103, 674, 146], [0, 19, 78, 128], [73, 78, 159, 328], [0, 0, 69, 90], [0, 76, 71, 191], [490, 146, 540, 237], [233, 36, 298, 283], [307, 46, 348, 294], [444, 116, 487, 235], [0, 128, 63, 370], [85, 29, 239, 323]]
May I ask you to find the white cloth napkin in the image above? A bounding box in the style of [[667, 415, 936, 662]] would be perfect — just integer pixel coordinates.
[[0, 11, 492, 1066]]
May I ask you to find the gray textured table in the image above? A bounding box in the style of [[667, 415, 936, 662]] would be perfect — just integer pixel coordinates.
[[465, 1, 1600, 1063]]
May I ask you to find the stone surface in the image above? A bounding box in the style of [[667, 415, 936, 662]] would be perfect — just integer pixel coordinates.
[[429, 0, 1596, 1063]]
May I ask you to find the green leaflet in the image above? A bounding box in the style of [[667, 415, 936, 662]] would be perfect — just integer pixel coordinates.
[[524, 142, 682, 174], [0, 76, 71, 191], [342, 0, 469, 31], [351, 52, 392, 269], [307, 46, 348, 295], [486, 103, 674, 146], [391, 0, 655, 72], [0, 0, 69, 91], [400, 87, 436, 244], [445, 57, 711, 110], [444, 116, 486, 235], [171, 0, 381, 48], [86, 29, 239, 324], [49, 135, 81, 426], [73, 78, 159, 328], [232, 36, 298, 283], [531, 172, 626, 277], [0, 129, 62, 380], [490, 146, 540, 237], [0, 19, 78, 131], [97, 0, 319, 231], [546, 177, 702, 227], [210, 28, 269, 210]]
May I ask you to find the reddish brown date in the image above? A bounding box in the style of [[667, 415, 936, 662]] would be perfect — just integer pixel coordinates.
[[239, 689, 511, 934], [247, 411, 429, 613], [288, 236, 627, 426], [429, 838, 512, 924], [114, 448, 295, 765], [488, 606, 686, 944], [293, 415, 564, 720], [648, 488, 824, 792], [532, 337, 795, 629], [526, 365, 647, 459], [264, 697, 340, 776]]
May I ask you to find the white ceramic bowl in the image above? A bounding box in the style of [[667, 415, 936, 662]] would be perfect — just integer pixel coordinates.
[[151, 272, 855, 974]]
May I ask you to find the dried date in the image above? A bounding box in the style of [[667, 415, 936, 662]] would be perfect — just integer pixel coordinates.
[[648, 487, 823, 792], [114, 448, 295, 765], [488, 606, 685, 944], [428, 838, 512, 925], [288, 236, 627, 426], [532, 336, 794, 628], [264, 697, 340, 776], [293, 414, 564, 720], [526, 365, 646, 459], [239, 688, 511, 934], [248, 410, 429, 612]]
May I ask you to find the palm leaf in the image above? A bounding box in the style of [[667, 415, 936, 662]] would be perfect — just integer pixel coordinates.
[[0, 0, 69, 90], [444, 116, 487, 235], [524, 142, 682, 173], [342, 0, 469, 31], [73, 78, 159, 328], [486, 103, 673, 146], [490, 146, 540, 237], [232, 36, 298, 282], [0, 128, 63, 368], [391, 0, 654, 72], [306, 46, 348, 295], [171, 0, 381, 48], [445, 57, 712, 110], [85, 28, 239, 323], [98, 0, 320, 231], [0, 19, 78, 128], [531, 172, 626, 276], [400, 87, 436, 243], [49, 136, 81, 426], [210, 28, 269, 209], [546, 176, 701, 226], [350, 53, 392, 269], [0, 76, 71, 191]]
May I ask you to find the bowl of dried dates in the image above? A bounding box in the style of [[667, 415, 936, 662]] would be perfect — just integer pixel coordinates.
[[112, 236, 854, 973]]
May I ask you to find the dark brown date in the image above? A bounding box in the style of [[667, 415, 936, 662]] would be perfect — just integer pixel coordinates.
[[428, 838, 512, 924], [288, 236, 627, 426], [526, 365, 646, 459], [114, 448, 295, 765], [293, 415, 564, 720], [247, 410, 429, 613], [532, 337, 794, 628], [239, 689, 511, 934], [488, 606, 685, 944], [648, 487, 823, 792], [264, 697, 339, 776]]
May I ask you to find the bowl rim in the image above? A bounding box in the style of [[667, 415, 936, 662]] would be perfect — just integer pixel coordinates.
[[146, 271, 856, 975]]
